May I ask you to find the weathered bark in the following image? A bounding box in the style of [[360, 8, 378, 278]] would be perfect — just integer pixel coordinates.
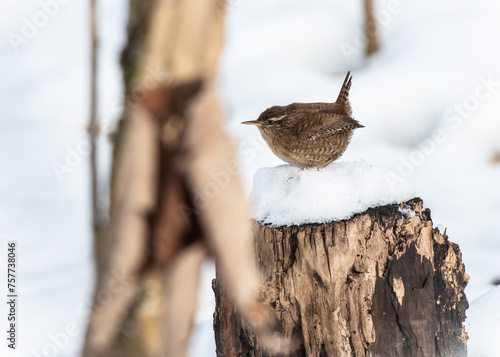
[[214, 198, 469, 356]]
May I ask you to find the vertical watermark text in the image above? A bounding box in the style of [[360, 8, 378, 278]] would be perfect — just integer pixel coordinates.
[[6, 241, 18, 350]]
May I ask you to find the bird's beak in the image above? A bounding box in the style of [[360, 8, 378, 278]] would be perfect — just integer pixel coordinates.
[[241, 120, 263, 127]]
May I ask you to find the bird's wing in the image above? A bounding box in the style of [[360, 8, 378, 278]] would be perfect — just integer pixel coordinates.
[[334, 72, 353, 117], [298, 114, 363, 141]]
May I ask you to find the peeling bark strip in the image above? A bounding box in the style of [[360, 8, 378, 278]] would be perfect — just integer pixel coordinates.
[[213, 198, 469, 356]]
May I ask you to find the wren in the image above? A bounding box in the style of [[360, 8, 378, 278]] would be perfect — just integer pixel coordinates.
[[242, 72, 363, 169]]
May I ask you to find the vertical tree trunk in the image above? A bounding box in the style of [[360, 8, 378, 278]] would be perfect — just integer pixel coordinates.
[[213, 198, 469, 356], [83, 1, 265, 356]]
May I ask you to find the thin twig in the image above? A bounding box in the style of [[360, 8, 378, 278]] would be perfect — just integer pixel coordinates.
[[89, 0, 99, 235]]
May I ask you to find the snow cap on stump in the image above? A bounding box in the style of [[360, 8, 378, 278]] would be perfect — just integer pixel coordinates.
[[250, 161, 417, 226]]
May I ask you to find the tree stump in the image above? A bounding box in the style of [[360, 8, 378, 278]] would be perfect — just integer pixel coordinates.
[[213, 198, 469, 356]]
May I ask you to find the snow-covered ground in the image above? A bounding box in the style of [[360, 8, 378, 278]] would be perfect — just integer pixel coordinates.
[[1, 0, 500, 356]]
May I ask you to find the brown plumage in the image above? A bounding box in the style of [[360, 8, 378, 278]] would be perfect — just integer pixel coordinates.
[[242, 72, 363, 169]]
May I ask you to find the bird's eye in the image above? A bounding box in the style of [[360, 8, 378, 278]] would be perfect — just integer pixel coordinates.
[[267, 120, 275, 126]]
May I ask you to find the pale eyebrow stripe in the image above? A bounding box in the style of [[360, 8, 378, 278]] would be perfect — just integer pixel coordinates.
[[270, 114, 287, 121]]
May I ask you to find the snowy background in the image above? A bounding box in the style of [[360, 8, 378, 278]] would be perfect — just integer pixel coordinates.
[[1, 0, 500, 356]]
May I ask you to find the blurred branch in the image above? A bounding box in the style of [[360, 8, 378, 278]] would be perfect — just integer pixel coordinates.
[[364, 0, 380, 56], [89, 0, 99, 235]]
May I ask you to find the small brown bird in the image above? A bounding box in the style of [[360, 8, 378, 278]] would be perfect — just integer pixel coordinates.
[[242, 72, 363, 169]]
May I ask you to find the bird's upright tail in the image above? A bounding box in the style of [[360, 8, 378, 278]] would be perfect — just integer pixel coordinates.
[[336, 71, 352, 103]]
